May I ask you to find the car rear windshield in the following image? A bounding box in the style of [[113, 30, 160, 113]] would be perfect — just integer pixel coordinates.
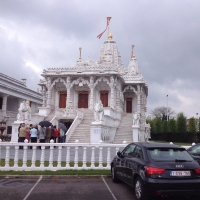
[[147, 148, 193, 161]]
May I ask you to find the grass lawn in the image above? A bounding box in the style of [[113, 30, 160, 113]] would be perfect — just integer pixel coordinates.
[[0, 159, 110, 176], [0, 170, 111, 176]]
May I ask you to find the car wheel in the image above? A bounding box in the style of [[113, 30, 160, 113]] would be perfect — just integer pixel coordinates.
[[134, 177, 147, 200], [111, 166, 119, 183]]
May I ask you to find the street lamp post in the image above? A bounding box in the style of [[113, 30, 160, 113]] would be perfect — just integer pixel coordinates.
[[196, 113, 199, 132], [195, 113, 199, 143], [166, 95, 168, 121]]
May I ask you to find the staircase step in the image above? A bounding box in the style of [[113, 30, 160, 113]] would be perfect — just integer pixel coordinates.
[[113, 113, 133, 143], [68, 109, 93, 143]]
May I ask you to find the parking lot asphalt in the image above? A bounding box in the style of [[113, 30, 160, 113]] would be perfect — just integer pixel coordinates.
[[0, 176, 197, 200]]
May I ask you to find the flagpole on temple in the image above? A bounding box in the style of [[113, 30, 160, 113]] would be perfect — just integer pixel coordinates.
[[107, 16, 111, 39], [97, 16, 112, 39]]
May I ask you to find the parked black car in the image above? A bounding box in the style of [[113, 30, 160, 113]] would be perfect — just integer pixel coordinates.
[[187, 143, 200, 164], [111, 142, 200, 200]]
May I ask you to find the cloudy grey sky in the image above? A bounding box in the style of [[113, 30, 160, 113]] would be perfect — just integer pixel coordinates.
[[0, 0, 200, 118]]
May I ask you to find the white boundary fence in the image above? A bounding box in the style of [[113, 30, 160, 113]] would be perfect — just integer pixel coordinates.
[[0, 140, 192, 171], [0, 140, 126, 171]]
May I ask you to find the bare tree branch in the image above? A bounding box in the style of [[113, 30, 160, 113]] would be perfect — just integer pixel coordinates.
[[151, 106, 175, 120]]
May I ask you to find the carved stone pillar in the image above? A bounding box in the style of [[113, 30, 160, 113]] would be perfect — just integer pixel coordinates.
[[137, 85, 141, 113], [109, 76, 116, 109], [2, 94, 9, 117], [89, 88, 94, 109], [66, 87, 71, 107], [66, 76, 71, 108], [51, 89, 55, 109], [89, 76, 94, 109], [46, 77, 52, 108], [46, 90, 51, 108], [42, 86, 47, 107]]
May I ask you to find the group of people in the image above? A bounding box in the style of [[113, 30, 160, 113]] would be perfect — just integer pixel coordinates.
[[18, 123, 66, 149]]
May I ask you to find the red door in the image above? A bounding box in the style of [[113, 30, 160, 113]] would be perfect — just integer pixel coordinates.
[[78, 91, 89, 108], [100, 91, 108, 107], [126, 98, 132, 113], [59, 91, 67, 108]]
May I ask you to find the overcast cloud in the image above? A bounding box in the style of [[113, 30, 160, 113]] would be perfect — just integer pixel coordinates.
[[0, 0, 200, 118]]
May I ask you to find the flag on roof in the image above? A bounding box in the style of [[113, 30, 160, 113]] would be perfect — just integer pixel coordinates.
[[97, 17, 111, 39]]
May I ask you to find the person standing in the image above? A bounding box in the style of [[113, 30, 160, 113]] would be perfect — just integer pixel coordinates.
[[30, 125, 38, 149], [50, 125, 54, 141], [60, 129, 65, 143], [18, 123, 22, 142], [53, 125, 59, 144], [39, 126, 46, 149], [18, 123, 26, 149], [45, 126, 51, 149], [25, 125, 30, 141]]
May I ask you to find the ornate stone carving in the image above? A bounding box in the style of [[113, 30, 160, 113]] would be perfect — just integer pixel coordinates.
[[145, 123, 151, 142], [17, 100, 31, 121], [133, 112, 140, 126], [94, 100, 104, 121], [46, 77, 52, 108]]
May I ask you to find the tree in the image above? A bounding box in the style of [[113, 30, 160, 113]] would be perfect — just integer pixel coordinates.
[[154, 117, 162, 134], [176, 112, 187, 142], [147, 119, 155, 134], [167, 118, 177, 142], [162, 120, 169, 141], [188, 117, 196, 133], [169, 118, 177, 133], [151, 106, 175, 120]]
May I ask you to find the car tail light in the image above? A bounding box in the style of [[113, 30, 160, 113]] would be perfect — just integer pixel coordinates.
[[146, 166, 165, 176], [194, 168, 200, 174]]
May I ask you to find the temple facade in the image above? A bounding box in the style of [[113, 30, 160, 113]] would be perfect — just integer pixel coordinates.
[[37, 33, 149, 143]]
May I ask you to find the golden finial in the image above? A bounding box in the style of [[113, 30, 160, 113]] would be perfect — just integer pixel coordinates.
[[131, 45, 135, 58], [79, 47, 82, 60], [107, 17, 112, 39], [108, 32, 112, 39], [101, 55, 105, 60]]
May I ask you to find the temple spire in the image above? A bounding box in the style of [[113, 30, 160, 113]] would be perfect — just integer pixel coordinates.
[[107, 17, 112, 39], [131, 45, 135, 58], [79, 47, 82, 60]]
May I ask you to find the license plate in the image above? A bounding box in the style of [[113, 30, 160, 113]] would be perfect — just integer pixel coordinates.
[[170, 171, 191, 176]]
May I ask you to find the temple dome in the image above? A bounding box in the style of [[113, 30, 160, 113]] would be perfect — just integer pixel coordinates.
[[127, 56, 141, 76], [97, 39, 123, 67]]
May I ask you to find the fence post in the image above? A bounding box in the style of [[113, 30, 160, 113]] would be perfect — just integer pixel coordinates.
[[49, 140, 54, 168], [82, 146, 87, 169], [22, 139, 28, 168], [5, 145, 10, 168]]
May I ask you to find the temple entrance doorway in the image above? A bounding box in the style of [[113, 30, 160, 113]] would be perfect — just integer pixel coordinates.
[[100, 91, 108, 107], [59, 91, 67, 108], [78, 91, 88, 108], [126, 98, 132, 113]]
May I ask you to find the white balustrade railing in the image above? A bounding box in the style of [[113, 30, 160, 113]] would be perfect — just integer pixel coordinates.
[[0, 139, 126, 171], [0, 140, 192, 171]]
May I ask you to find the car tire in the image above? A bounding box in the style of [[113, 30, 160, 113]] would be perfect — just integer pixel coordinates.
[[134, 177, 147, 200], [111, 166, 119, 183]]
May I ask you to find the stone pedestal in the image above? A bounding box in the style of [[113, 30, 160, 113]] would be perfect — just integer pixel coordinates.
[[132, 125, 139, 142], [11, 123, 21, 142], [90, 121, 104, 143]]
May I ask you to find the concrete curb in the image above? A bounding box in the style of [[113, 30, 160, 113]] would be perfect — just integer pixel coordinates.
[[0, 175, 112, 179]]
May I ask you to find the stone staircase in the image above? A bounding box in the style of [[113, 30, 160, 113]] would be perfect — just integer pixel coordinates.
[[68, 109, 94, 143], [113, 113, 133, 144]]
